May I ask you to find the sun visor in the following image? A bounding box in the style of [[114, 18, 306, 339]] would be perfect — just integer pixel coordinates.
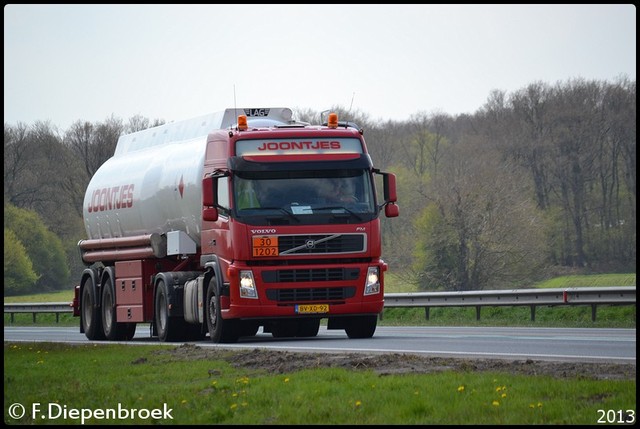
[[228, 153, 373, 172]]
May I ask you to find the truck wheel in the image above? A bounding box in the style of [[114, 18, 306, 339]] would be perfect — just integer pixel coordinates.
[[155, 281, 183, 342], [81, 278, 105, 341], [270, 320, 299, 338], [101, 277, 136, 341], [344, 315, 377, 339], [296, 318, 320, 337], [239, 321, 260, 338], [205, 278, 239, 343]]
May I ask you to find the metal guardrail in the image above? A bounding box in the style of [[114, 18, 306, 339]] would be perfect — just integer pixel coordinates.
[[4, 302, 73, 323], [3, 286, 636, 323], [382, 286, 636, 321]]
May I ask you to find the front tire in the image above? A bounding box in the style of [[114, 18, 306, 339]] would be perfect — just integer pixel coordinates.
[[296, 318, 320, 337], [344, 315, 377, 339], [206, 277, 239, 343], [270, 321, 299, 338]]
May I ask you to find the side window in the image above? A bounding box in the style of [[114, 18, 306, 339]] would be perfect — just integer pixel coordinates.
[[217, 176, 230, 215]]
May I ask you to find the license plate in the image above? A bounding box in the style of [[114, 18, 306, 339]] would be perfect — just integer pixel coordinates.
[[295, 304, 329, 314], [252, 236, 279, 257]]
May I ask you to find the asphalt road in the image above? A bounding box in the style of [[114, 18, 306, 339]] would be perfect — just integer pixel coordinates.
[[4, 325, 635, 364]]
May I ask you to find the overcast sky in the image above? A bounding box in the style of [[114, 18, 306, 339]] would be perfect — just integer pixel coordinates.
[[4, 4, 636, 131]]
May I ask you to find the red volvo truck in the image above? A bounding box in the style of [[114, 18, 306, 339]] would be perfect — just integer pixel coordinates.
[[73, 107, 399, 343]]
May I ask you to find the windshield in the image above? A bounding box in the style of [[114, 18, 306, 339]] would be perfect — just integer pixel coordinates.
[[233, 169, 376, 224]]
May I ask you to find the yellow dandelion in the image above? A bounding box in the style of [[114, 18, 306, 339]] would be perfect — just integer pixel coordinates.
[[492, 401, 500, 407], [537, 402, 543, 408], [181, 399, 187, 404], [232, 392, 238, 397], [495, 386, 502, 392], [501, 393, 507, 398], [457, 385, 465, 392], [529, 403, 535, 409], [355, 401, 362, 408], [211, 380, 217, 386], [284, 377, 290, 383], [230, 404, 238, 410]]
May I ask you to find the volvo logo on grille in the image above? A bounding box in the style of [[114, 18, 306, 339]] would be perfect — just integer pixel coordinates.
[[305, 239, 316, 249]]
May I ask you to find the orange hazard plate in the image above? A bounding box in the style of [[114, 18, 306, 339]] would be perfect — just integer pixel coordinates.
[[295, 304, 329, 314], [252, 236, 279, 257]]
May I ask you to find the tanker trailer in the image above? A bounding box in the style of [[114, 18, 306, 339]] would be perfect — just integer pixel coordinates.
[[73, 107, 399, 343]]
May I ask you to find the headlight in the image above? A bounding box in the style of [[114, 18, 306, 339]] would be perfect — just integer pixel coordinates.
[[239, 270, 258, 299], [364, 266, 380, 295]]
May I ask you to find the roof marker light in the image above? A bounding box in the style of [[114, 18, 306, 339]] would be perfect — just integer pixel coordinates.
[[327, 112, 339, 129], [237, 115, 248, 131]]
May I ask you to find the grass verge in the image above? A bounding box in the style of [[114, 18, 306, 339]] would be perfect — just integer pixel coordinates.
[[3, 342, 636, 425]]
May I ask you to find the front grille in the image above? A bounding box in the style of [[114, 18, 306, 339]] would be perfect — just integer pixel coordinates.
[[262, 268, 360, 283], [278, 234, 365, 255], [266, 287, 356, 302]]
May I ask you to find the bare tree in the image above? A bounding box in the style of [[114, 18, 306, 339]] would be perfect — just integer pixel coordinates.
[[506, 82, 555, 210], [4, 120, 84, 240], [4, 122, 33, 206], [365, 120, 403, 170], [125, 114, 165, 134], [65, 115, 124, 180]]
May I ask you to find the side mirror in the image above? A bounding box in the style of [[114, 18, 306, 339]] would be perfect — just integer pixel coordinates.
[[383, 173, 397, 203], [202, 176, 215, 207], [385, 203, 399, 218], [202, 207, 219, 222]]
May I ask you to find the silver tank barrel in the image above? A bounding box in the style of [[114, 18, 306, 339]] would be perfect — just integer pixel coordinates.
[[82, 135, 206, 244]]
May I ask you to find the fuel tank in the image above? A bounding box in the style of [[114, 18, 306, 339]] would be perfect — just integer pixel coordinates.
[[82, 134, 207, 244]]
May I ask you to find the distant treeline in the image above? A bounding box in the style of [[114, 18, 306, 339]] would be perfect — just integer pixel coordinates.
[[4, 76, 636, 295]]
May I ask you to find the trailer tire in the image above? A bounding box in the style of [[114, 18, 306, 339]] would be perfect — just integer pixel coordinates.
[[155, 280, 183, 342], [101, 277, 136, 341], [344, 315, 377, 339], [206, 278, 239, 343], [81, 278, 105, 341]]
